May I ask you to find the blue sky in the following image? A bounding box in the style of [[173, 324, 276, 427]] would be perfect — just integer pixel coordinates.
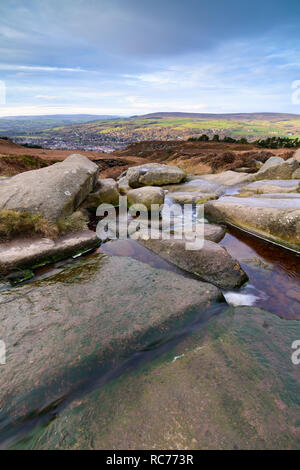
[[1, 0, 300, 116]]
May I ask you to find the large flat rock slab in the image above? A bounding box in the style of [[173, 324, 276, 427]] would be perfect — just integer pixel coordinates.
[[25, 306, 300, 450], [200, 171, 252, 186], [241, 179, 300, 194], [164, 178, 224, 195], [0, 253, 222, 445], [0, 230, 101, 274], [205, 196, 300, 250], [170, 192, 218, 204]]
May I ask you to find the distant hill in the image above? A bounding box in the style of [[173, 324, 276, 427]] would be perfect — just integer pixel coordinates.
[[0, 114, 120, 138], [139, 112, 300, 121], [0, 114, 119, 121]]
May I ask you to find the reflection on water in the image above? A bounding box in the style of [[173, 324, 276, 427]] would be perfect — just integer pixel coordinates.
[[98, 239, 197, 279], [220, 226, 300, 320]]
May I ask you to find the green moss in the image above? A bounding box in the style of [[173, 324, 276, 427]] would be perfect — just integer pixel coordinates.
[[6, 268, 34, 285]]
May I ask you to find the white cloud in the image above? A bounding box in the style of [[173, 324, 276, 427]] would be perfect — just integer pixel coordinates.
[[0, 25, 26, 39], [0, 64, 86, 73]]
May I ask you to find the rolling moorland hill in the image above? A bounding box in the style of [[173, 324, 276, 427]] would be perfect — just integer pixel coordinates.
[[139, 112, 300, 120]]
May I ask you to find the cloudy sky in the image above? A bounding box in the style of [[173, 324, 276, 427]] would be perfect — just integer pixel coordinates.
[[1, 0, 300, 116]]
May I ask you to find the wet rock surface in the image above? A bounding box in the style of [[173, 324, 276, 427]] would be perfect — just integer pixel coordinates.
[[0, 253, 222, 446], [138, 237, 248, 289], [0, 230, 101, 274], [23, 306, 300, 450]]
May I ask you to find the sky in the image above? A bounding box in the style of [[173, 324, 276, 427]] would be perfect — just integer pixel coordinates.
[[1, 0, 300, 117]]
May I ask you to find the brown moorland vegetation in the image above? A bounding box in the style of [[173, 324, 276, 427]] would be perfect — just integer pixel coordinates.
[[0, 138, 294, 178]]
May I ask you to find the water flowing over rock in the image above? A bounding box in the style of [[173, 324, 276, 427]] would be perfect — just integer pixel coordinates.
[[0, 154, 99, 222]]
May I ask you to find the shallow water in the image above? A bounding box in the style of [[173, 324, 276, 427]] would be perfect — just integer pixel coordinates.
[[220, 226, 300, 319]]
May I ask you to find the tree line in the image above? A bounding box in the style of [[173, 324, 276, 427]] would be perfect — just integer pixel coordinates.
[[188, 134, 300, 148]]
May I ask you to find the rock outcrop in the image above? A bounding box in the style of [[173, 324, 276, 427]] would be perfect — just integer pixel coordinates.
[[165, 178, 223, 195], [250, 157, 299, 181], [0, 154, 99, 222]]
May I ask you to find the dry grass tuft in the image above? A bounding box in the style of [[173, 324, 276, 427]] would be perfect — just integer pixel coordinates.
[[0, 209, 88, 241], [56, 211, 88, 235], [0, 210, 57, 241]]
